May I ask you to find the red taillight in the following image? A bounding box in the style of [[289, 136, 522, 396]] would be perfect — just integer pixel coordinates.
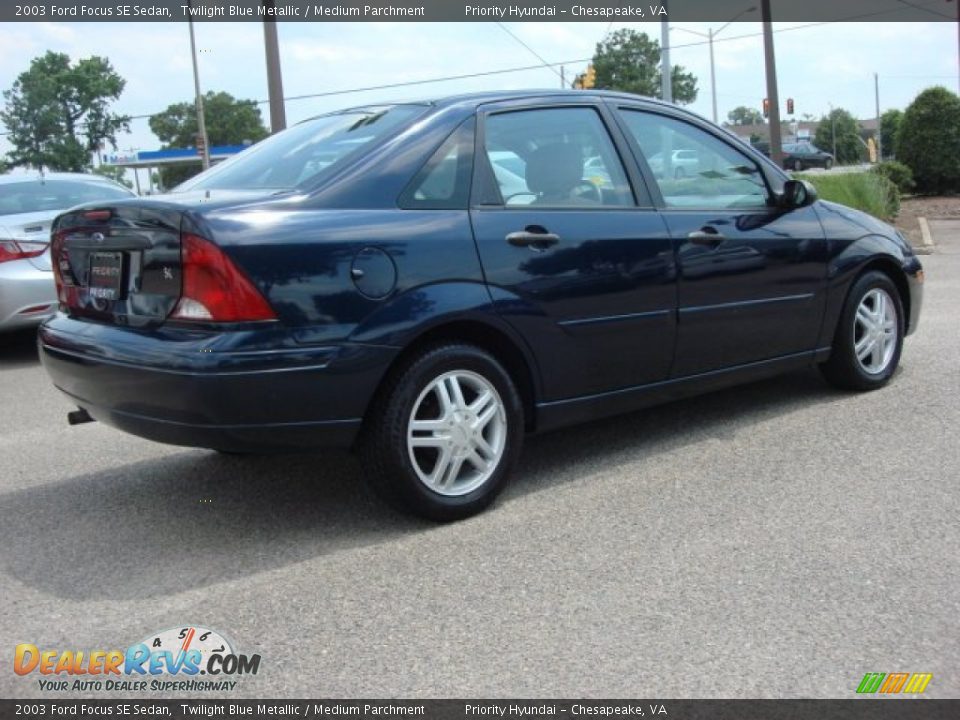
[[170, 233, 276, 323], [0, 240, 47, 264], [51, 231, 77, 309]]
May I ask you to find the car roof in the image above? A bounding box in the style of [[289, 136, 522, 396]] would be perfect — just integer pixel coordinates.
[[0, 171, 128, 187], [318, 89, 679, 119]]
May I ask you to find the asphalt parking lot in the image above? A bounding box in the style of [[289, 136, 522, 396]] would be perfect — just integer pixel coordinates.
[[1, 232, 958, 700]]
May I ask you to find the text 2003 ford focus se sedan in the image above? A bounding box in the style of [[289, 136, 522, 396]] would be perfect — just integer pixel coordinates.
[[40, 91, 923, 520]]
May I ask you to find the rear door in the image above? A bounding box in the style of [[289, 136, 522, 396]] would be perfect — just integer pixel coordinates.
[[470, 101, 676, 401], [612, 104, 827, 378]]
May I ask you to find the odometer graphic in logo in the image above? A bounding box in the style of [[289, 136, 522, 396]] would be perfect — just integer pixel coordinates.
[[131, 625, 260, 677], [139, 626, 235, 675]]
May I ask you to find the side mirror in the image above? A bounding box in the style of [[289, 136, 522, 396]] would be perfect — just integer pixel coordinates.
[[780, 179, 818, 209]]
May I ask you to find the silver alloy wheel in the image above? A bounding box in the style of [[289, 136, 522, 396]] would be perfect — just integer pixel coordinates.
[[854, 288, 898, 375], [407, 370, 507, 497]]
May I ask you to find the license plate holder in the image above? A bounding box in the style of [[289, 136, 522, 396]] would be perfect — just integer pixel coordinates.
[[87, 252, 124, 302]]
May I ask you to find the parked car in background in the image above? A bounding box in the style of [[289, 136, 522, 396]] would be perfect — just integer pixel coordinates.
[[647, 148, 700, 178], [1, 173, 134, 332], [39, 91, 923, 520], [782, 142, 835, 171]]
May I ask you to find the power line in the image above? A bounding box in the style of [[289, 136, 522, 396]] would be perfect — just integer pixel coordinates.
[[494, 22, 564, 80]]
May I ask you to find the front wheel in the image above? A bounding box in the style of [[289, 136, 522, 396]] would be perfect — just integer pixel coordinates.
[[361, 344, 524, 521], [819, 271, 904, 391]]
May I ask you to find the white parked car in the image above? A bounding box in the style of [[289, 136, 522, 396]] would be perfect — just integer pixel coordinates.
[[647, 149, 700, 179], [0, 172, 134, 332]]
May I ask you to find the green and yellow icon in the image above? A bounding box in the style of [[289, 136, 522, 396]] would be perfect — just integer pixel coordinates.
[[857, 672, 933, 694]]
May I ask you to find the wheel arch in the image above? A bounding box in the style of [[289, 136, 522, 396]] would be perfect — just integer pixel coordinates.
[[367, 317, 542, 433], [855, 257, 912, 333]]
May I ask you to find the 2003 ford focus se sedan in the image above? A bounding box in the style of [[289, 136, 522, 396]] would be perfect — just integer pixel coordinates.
[[40, 90, 923, 520]]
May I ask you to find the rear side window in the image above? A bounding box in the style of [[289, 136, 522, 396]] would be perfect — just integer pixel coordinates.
[[481, 107, 634, 208], [399, 118, 475, 209]]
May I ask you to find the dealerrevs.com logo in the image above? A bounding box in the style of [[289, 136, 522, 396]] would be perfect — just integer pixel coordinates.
[[14, 626, 261, 693]]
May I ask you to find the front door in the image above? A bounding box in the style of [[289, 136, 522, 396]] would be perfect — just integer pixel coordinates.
[[470, 104, 677, 401], [614, 106, 828, 378]]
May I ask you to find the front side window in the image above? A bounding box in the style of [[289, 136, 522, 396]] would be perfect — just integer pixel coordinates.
[[175, 105, 426, 192], [482, 107, 633, 208], [619, 109, 770, 210]]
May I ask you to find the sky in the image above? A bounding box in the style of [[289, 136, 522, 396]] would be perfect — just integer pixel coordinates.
[[0, 20, 958, 162]]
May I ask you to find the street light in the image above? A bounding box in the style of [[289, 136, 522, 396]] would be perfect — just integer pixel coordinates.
[[671, 5, 757, 123]]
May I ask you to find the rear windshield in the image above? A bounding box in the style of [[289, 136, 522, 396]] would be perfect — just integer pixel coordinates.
[[0, 179, 132, 216], [175, 105, 426, 193]]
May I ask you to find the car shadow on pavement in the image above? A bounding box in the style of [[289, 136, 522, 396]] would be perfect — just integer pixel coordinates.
[[0, 368, 850, 600], [0, 328, 40, 369]]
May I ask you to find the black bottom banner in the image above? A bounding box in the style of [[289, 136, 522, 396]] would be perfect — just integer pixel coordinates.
[[2, 700, 958, 720]]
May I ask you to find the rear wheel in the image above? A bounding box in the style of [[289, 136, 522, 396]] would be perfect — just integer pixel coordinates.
[[820, 271, 904, 391], [361, 344, 524, 521]]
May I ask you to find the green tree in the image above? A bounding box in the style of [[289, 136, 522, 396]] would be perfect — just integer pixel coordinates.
[[149, 91, 268, 188], [814, 108, 864, 165], [880, 109, 903, 160], [591, 29, 698, 104], [91, 164, 133, 189], [896, 86, 960, 194], [727, 106, 764, 126], [1, 51, 129, 172]]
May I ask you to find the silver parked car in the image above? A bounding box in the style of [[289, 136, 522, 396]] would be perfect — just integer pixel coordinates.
[[1, 172, 135, 332]]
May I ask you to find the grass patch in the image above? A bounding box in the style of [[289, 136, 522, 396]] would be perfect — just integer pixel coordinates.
[[795, 172, 900, 220]]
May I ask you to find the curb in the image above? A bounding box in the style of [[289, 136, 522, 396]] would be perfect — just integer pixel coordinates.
[[915, 216, 935, 255]]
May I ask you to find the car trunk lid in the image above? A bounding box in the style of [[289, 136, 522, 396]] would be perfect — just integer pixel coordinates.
[[52, 203, 185, 328]]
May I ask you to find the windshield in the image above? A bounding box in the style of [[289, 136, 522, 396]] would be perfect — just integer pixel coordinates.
[[175, 105, 426, 192], [0, 179, 132, 216]]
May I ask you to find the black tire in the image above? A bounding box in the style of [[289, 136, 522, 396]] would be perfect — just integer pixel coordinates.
[[819, 270, 904, 391], [360, 343, 524, 521], [825, 158, 834, 170]]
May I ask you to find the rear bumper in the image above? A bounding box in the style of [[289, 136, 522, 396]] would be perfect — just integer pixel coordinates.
[[39, 316, 398, 451], [0, 259, 56, 331]]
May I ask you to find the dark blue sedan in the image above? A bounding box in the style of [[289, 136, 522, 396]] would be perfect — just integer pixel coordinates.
[[40, 90, 923, 520]]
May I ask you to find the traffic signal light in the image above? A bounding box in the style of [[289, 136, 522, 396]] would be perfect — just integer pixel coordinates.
[[787, 98, 795, 115], [762, 98, 770, 118]]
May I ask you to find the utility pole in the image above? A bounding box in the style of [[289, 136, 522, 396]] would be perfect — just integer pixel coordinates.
[[670, 7, 757, 124], [761, 0, 782, 166], [661, 0, 672, 103], [560, 66, 566, 89], [262, 0, 287, 133], [708, 28, 718, 123], [187, 4, 210, 170], [829, 102, 837, 160], [875, 73, 882, 162]]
